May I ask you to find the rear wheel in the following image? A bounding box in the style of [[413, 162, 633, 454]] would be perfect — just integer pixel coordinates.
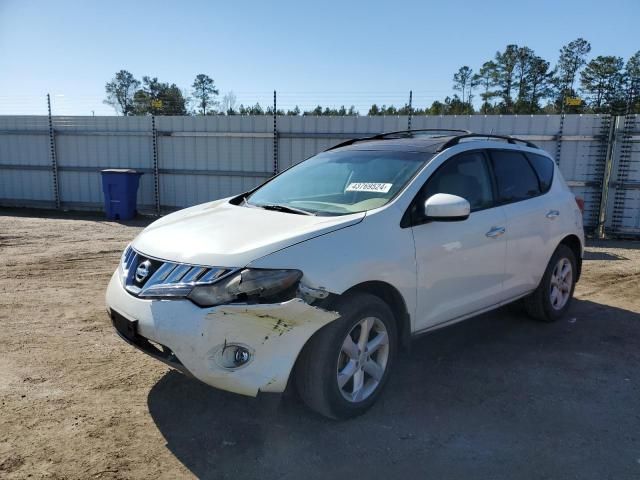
[[295, 293, 397, 419], [524, 244, 577, 322]]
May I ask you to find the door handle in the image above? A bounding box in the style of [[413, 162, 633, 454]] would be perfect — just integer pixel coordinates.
[[546, 210, 560, 219], [485, 226, 506, 238]]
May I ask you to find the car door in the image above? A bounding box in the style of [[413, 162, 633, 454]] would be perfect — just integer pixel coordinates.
[[487, 149, 555, 299], [409, 150, 508, 332]]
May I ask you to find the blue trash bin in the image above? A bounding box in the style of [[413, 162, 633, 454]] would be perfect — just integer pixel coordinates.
[[100, 169, 143, 221]]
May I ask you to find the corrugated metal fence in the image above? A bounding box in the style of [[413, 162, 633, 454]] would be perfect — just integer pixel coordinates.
[[0, 114, 638, 238]]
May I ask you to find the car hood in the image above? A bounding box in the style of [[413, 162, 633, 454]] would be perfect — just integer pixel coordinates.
[[131, 198, 365, 267]]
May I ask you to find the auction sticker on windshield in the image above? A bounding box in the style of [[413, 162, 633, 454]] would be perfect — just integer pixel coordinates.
[[345, 183, 392, 193]]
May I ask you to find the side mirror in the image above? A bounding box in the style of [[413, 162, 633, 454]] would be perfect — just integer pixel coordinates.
[[424, 193, 470, 221]]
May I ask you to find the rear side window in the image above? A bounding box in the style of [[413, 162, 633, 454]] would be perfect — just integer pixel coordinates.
[[526, 153, 554, 193], [489, 150, 541, 203]]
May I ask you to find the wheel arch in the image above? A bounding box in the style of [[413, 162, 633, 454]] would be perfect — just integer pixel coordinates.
[[558, 234, 583, 281], [337, 280, 412, 350], [285, 280, 411, 396]]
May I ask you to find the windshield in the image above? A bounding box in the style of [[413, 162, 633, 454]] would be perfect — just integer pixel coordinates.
[[246, 150, 428, 215]]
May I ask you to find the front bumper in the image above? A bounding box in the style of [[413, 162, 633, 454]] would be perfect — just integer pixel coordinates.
[[105, 272, 338, 396], [110, 309, 192, 377]]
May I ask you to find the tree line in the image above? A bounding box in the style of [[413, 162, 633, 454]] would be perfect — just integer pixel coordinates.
[[446, 39, 639, 115], [104, 38, 639, 116]]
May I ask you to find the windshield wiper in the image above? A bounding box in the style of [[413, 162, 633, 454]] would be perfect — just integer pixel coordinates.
[[259, 204, 314, 216]]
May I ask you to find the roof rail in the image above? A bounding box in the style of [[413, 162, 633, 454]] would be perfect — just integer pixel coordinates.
[[372, 128, 472, 139], [326, 128, 472, 151], [436, 133, 540, 151]]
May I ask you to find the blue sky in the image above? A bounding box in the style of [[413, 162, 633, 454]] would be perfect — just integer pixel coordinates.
[[0, 0, 638, 115]]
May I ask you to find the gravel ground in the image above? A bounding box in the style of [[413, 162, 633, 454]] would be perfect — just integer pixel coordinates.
[[1, 209, 639, 480]]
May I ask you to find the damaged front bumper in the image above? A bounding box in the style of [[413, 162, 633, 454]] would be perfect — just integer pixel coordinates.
[[105, 272, 338, 396]]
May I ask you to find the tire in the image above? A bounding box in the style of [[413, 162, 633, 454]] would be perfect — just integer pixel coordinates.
[[295, 292, 397, 419], [524, 244, 577, 322]]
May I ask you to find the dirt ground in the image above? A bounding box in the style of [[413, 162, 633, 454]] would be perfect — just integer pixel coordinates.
[[1, 209, 639, 480]]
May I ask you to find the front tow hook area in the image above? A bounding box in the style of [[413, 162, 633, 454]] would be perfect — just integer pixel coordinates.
[[110, 309, 191, 376]]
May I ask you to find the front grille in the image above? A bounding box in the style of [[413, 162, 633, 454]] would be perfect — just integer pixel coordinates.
[[120, 245, 234, 298]]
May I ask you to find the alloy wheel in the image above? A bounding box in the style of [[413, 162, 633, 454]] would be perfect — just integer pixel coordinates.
[[336, 316, 390, 403], [550, 257, 572, 310]]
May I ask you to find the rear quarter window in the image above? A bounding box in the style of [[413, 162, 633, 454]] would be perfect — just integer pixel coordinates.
[[526, 153, 554, 193], [489, 150, 541, 203]]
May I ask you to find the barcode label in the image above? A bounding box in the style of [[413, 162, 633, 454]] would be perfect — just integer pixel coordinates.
[[345, 182, 392, 193]]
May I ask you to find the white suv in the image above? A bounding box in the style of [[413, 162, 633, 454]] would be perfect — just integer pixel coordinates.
[[106, 130, 584, 419]]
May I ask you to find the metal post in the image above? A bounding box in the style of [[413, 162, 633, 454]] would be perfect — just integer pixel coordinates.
[[273, 90, 278, 175], [151, 116, 160, 216], [555, 97, 565, 166], [47, 94, 61, 209], [597, 115, 619, 239], [407, 90, 413, 131]]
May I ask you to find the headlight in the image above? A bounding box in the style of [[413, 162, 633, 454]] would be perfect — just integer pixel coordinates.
[[188, 268, 302, 307]]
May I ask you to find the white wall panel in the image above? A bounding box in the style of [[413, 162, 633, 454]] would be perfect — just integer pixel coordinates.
[[0, 114, 636, 237]]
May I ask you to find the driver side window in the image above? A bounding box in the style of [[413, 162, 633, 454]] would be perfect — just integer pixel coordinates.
[[412, 151, 495, 224]]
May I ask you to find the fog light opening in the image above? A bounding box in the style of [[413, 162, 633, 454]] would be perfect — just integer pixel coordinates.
[[215, 343, 253, 369]]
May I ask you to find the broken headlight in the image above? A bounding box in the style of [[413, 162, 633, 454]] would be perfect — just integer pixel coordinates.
[[188, 268, 302, 307]]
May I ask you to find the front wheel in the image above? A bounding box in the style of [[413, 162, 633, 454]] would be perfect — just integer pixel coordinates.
[[295, 293, 397, 419], [524, 244, 577, 322]]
